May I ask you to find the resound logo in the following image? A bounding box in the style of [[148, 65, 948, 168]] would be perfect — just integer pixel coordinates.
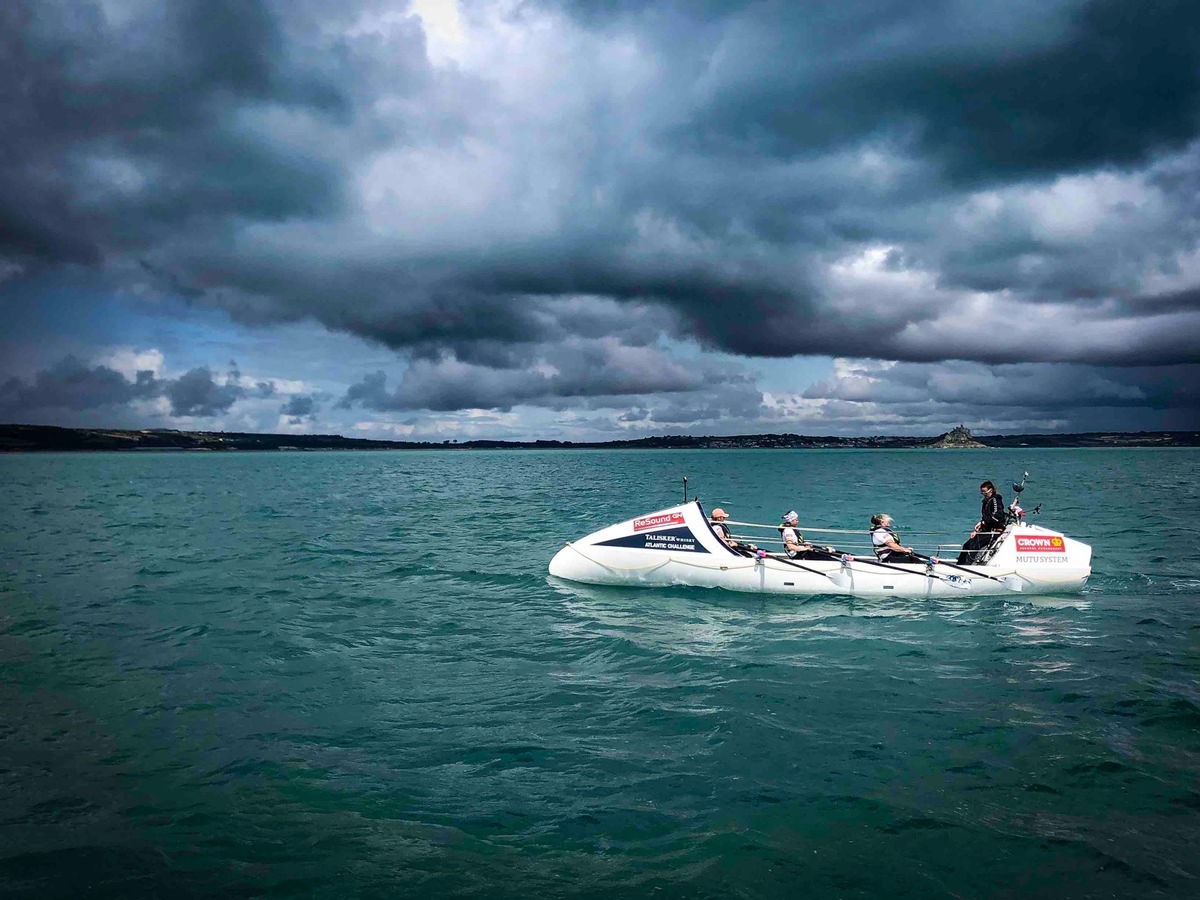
[[633, 512, 686, 532]]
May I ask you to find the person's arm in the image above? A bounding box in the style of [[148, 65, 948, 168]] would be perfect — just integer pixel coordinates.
[[971, 500, 990, 536], [886, 536, 914, 554]]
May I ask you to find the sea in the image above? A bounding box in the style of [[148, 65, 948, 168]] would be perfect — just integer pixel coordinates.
[[1, 448, 1198, 898]]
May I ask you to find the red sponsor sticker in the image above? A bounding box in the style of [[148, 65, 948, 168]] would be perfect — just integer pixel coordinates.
[[633, 512, 686, 532], [1015, 534, 1066, 553]]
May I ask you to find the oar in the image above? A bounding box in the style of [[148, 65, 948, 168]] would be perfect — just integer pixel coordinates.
[[773, 544, 926, 590], [841, 554, 939, 580], [766, 553, 852, 589], [836, 554, 975, 591], [911, 553, 1024, 592]]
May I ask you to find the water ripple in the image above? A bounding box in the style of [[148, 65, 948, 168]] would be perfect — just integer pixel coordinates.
[[1, 448, 1198, 896]]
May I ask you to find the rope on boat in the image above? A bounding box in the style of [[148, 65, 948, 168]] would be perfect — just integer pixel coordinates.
[[725, 519, 965, 537], [726, 533, 1013, 568], [667, 556, 761, 571], [726, 520, 861, 535], [562, 542, 673, 575], [729, 533, 970, 559]]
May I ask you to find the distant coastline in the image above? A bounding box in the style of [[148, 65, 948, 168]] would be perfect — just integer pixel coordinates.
[[2, 423, 1198, 453]]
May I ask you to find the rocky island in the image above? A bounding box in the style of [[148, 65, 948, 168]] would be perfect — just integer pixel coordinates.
[[925, 425, 989, 448]]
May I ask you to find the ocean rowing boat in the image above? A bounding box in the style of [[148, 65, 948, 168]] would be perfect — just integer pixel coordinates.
[[548, 499, 1092, 598]]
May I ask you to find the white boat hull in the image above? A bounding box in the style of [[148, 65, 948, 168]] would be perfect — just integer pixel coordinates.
[[549, 501, 1091, 598]]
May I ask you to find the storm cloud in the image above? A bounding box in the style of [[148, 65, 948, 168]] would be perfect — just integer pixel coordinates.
[[281, 394, 316, 419], [2, 0, 1199, 434], [0, 358, 251, 420], [166, 367, 245, 417], [339, 338, 759, 412], [0, 357, 158, 412]]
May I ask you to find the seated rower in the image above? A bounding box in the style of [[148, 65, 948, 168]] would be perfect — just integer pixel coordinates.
[[870, 514, 920, 564], [777, 510, 841, 560], [710, 508, 756, 555], [776, 510, 817, 559]]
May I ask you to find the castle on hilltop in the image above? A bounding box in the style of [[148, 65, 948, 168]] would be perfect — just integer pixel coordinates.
[[927, 425, 988, 448]]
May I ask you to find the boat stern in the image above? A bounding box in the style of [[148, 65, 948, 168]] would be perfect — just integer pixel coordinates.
[[991, 525, 1092, 592]]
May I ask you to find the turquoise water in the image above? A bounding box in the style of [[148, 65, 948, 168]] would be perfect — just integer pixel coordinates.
[[1, 448, 1198, 898]]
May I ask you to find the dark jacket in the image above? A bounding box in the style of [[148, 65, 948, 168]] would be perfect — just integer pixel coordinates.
[[980, 493, 1005, 531]]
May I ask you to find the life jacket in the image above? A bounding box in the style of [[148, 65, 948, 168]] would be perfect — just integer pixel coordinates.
[[778, 524, 804, 558], [712, 520, 755, 557], [871, 525, 901, 561]]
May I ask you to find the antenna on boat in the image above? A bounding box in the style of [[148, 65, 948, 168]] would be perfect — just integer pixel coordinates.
[[1009, 471, 1029, 523], [682, 476, 688, 503]]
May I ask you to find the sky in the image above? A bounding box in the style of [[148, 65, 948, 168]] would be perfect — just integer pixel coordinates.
[[2, 0, 1200, 441]]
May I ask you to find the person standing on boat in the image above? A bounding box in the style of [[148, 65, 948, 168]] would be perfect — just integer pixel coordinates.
[[957, 480, 1005, 564], [870, 514, 919, 564]]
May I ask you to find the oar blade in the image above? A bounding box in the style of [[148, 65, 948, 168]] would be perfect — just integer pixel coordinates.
[[1001, 574, 1024, 592], [941, 574, 973, 591], [828, 570, 852, 589]]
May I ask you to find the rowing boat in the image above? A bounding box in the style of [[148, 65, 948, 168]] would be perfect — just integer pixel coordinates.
[[547, 500, 1091, 597]]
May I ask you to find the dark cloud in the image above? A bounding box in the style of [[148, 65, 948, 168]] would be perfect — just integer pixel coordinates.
[[2, 0, 1200, 430], [281, 395, 315, 417], [0, 357, 157, 412], [0, 0, 399, 267], [554, 0, 1200, 180], [339, 340, 758, 412], [166, 367, 244, 417], [801, 360, 1200, 423], [338, 371, 388, 410], [0, 357, 248, 420], [280, 393, 319, 424]]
